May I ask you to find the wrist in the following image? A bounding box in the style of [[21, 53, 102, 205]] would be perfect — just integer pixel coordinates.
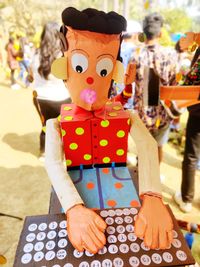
[[66, 203, 84, 216]]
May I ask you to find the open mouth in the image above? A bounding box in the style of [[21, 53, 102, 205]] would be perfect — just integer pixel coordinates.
[[80, 88, 97, 104]]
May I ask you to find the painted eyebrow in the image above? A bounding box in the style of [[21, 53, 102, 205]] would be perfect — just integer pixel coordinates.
[[97, 54, 114, 59], [71, 49, 89, 57]]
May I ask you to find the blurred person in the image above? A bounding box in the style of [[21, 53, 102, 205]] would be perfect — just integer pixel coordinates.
[[174, 46, 200, 213], [31, 22, 71, 158], [5, 37, 20, 90], [132, 13, 176, 165]]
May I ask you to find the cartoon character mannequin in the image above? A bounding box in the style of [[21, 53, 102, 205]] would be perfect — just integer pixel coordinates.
[[45, 7, 173, 254]]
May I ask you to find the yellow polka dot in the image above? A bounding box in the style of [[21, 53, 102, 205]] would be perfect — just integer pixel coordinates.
[[84, 154, 92, 161], [75, 127, 84, 135], [116, 149, 124, 156], [64, 106, 72, 111], [66, 159, 72, 166], [127, 118, 131, 125], [61, 129, 66, 137], [108, 112, 117, 117], [57, 115, 61, 122], [69, 143, 78, 150], [117, 130, 125, 138], [106, 101, 112, 105], [64, 116, 73, 121], [101, 120, 110, 127], [99, 139, 108, 147], [103, 157, 110, 163], [42, 126, 46, 133], [113, 106, 122, 111]]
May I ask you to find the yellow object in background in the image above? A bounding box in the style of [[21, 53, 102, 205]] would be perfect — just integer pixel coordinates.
[[0, 255, 7, 264]]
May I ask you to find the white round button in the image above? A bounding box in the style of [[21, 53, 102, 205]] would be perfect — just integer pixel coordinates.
[[38, 223, 47, 231], [52, 265, 61, 267], [116, 225, 125, 234], [33, 251, 44, 262], [105, 217, 114, 225], [126, 224, 134, 232], [130, 208, 138, 215], [58, 229, 67, 238], [119, 243, 129, 253], [130, 243, 140, 253], [172, 230, 178, 238], [172, 238, 182, 248], [59, 220, 67, 228], [128, 233, 137, 242], [47, 230, 57, 239], [73, 249, 84, 258], [85, 250, 94, 257], [129, 256, 140, 267], [21, 253, 32, 264], [58, 238, 68, 248], [176, 250, 187, 261], [23, 243, 33, 253], [124, 216, 133, 224], [26, 233, 36, 242], [98, 246, 107, 255], [113, 257, 124, 267], [141, 241, 150, 251], [107, 235, 117, 243], [115, 209, 123, 216], [91, 260, 101, 267], [115, 217, 123, 224], [118, 233, 127, 242], [102, 259, 112, 267], [49, 221, 58, 229], [123, 208, 130, 215], [163, 252, 173, 263], [141, 255, 151, 265], [79, 261, 89, 267], [46, 240, 56, 250], [57, 249, 67, 260], [34, 241, 44, 251], [100, 210, 108, 217], [64, 264, 74, 267], [45, 250, 56, 261], [28, 223, 37, 232], [151, 253, 162, 264], [108, 244, 118, 254], [108, 210, 116, 217], [36, 232, 46, 241], [106, 226, 115, 234]]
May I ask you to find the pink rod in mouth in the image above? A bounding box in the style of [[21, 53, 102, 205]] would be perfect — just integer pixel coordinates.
[[80, 88, 97, 104]]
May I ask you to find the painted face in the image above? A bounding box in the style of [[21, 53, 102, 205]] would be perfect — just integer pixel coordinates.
[[64, 27, 120, 111]]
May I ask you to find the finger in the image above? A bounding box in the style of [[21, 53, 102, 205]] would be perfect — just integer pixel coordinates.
[[151, 226, 159, 249], [144, 225, 153, 248], [88, 225, 105, 249], [134, 213, 146, 239], [94, 215, 107, 231], [158, 227, 168, 249], [67, 224, 84, 252], [167, 230, 173, 247], [81, 233, 98, 254], [91, 222, 106, 246]]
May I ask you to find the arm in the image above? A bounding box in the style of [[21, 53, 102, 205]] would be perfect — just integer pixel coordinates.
[[45, 119, 106, 253], [128, 111, 173, 249]]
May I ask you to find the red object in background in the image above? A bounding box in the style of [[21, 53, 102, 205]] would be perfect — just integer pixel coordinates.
[[60, 102, 130, 168]]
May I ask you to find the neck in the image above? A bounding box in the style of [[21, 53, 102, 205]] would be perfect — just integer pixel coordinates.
[[145, 38, 159, 46]]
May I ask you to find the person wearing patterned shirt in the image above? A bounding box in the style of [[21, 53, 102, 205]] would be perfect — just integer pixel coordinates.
[[133, 13, 176, 164]]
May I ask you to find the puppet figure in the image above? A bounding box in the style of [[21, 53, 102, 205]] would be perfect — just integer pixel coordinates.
[[45, 7, 173, 254]]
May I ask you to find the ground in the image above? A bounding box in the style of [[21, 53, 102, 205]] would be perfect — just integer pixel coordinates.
[[0, 76, 199, 266]]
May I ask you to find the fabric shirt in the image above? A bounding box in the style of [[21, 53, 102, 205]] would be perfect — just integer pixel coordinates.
[[133, 44, 176, 130]]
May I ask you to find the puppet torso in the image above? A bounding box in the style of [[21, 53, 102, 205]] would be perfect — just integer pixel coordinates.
[[60, 102, 130, 168]]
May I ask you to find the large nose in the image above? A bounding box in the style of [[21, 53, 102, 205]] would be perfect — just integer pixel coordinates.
[[86, 77, 94, 84]]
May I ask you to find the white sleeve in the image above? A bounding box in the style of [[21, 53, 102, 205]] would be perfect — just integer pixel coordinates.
[[45, 118, 84, 212], [128, 110, 162, 196]]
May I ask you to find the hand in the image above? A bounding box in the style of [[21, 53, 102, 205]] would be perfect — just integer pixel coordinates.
[[66, 205, 107, 254], [134, 194, 173, 249]]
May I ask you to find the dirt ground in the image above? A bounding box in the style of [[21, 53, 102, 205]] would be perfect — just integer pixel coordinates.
[[0, 77, 200, 266]]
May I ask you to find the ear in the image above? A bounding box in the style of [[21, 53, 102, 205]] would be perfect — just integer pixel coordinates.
[[51, 57, 68, 80], [112, 60, 124, 83]]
